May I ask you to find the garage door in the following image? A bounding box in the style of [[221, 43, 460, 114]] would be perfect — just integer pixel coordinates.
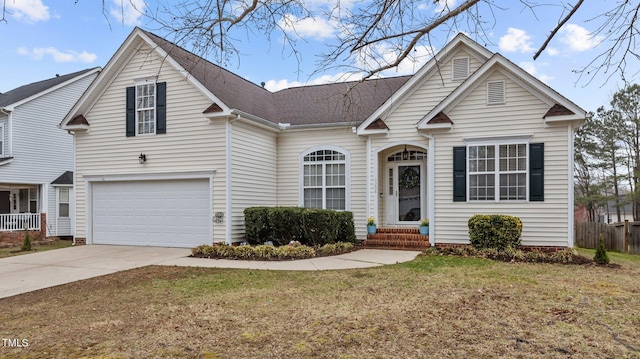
[[92, 179, 210, 247]]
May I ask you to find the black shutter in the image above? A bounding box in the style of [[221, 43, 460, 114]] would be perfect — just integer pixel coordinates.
[[156, 82, 166, 134], [529, 142, 544, 201], [453, 146, 466, 202], [126, 86, 135, 137]]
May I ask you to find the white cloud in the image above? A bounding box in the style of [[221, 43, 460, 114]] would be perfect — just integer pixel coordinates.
[[278, 14, 338, 40], [434, 0, 457, 13], [17, 47, 97, 63], [109, 0, 146, 26], [547, 47, 559, 56], [499, 28, 534, 53], [6, 0, 49, 22], [519, 61, 553, 84], [264, 72, 363, 92], [559, 24, 603, 52]]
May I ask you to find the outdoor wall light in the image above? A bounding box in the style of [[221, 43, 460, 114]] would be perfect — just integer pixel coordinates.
[[138, 153, 147, 164], [402, 145, 409, 161]]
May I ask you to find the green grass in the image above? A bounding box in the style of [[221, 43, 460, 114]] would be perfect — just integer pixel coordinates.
[[3, 249, 640, 358], [0, 239, 74, 258]]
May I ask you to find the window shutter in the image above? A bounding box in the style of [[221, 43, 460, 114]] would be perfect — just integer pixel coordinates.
[[156, 82, 166, 134], [529, 143, 544, 201], [126, 86, 135, 137], [453, 146, 466, 202]]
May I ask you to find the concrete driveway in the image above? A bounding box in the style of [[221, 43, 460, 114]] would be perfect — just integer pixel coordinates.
[[0, 245, 191, 299], [0, 245, 421, 299]]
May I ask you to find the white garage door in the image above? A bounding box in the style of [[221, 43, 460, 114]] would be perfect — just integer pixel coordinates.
[[92, 179, 210, 247]]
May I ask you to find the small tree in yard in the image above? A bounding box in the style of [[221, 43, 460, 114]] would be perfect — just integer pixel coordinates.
[[21, 229, 32, 252], [594, 234, 610, 265]]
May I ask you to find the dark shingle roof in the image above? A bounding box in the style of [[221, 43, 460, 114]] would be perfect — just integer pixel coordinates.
[[0, 68, 99, 108], [141, 29, 410, 126], [51, 171, 73, 185]]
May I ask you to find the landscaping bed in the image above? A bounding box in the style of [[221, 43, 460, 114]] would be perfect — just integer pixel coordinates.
[[191, 241, 358, 261]]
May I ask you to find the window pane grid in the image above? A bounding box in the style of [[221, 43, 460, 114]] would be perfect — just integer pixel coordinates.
[[469, 143, 527, 201], [303, 150, 347, 210], [136, 83, 155, 135]]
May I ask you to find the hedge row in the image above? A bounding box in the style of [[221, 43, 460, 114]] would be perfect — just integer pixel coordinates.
[[244, 207, 356, 246], [468, 214, 522, 250]]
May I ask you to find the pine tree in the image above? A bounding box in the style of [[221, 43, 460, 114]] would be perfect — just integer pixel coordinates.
[[594, 234, 610, 264]]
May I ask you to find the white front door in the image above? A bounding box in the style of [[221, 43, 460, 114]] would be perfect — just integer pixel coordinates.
[[386, 162, 426, 225]]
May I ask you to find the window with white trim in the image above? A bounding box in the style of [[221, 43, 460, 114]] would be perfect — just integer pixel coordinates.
[[302, 148, 348, 210], [468, 143, 527, 201], [58, 188, 70, 218], [136, 82, 156, 135]]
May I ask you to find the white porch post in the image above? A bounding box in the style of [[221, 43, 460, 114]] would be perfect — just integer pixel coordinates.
[[421, 132, 436, 246]]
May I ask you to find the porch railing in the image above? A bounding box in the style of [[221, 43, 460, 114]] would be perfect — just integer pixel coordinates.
[[0, 213, 41, 231]]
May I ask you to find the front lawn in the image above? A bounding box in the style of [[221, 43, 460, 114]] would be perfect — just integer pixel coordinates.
[[1, 248, 639, 358], [0, 239, 74, 259]]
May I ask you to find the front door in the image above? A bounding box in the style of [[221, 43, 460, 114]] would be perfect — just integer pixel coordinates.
[[386, 162, 425, 224]]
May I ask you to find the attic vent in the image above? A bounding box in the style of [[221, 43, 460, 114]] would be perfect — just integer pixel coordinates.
[[487, 81, 506, 105], [452, 57, 469, 80]]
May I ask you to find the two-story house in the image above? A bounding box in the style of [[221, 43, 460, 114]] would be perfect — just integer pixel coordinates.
[[0, 68, 99, 244]]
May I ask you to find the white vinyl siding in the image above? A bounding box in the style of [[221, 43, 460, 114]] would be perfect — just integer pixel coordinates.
[[0, 124, 4, 157], [74, 42, 226, 243], [433, 70, 571, 247], [230, 120, 277, 242]]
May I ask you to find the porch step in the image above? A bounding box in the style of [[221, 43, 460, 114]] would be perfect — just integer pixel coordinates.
[[365, 227, 430, 250]]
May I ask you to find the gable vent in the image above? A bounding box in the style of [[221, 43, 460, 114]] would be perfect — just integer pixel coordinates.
[[452, 57, 469, 80], [487, 81, 506, 105]]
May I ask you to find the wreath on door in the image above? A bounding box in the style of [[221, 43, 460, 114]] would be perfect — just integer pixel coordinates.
[[399, 168, 419, 189]]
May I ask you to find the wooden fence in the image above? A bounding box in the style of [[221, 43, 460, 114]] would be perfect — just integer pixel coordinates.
[[575, 221, 640, 254]]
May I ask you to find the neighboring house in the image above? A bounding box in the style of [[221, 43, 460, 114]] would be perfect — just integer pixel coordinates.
[[0, 68, 100, 244], [597, 196, 634, 223], [61, 28, 585, 249]]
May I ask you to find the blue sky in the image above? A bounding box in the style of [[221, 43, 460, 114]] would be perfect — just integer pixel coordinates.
[[0, 0, 635, 113]]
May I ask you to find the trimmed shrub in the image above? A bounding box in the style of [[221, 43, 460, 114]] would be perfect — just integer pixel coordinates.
[[468, 214, 522, 250], [335, 211, 357, 243], [244, 207, 272, 245], [594, 234, 610, 264], [268, 207, 305, 246], [302, 209, 340, 247], [244, 206, 355, 246], [317, 242, 354, 256]]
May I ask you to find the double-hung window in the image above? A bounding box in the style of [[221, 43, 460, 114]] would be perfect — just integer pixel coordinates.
[[301, 148, 349, 210], [468, 142, 527, 201], [58, 188, 70, 218], [136, 82, 156, 135]]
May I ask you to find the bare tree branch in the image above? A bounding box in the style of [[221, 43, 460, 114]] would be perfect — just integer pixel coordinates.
[[533, 0, 584, 60]]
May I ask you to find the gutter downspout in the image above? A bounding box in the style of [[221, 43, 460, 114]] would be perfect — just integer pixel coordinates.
[[225, 116, 238, 245], [420, 132, 436, 247]]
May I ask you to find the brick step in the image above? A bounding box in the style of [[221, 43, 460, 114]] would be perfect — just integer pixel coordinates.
[[364, 227, 430, 250]]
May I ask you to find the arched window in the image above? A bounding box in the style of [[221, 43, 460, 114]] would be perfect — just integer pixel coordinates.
[[301, 147, 349, 210]]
